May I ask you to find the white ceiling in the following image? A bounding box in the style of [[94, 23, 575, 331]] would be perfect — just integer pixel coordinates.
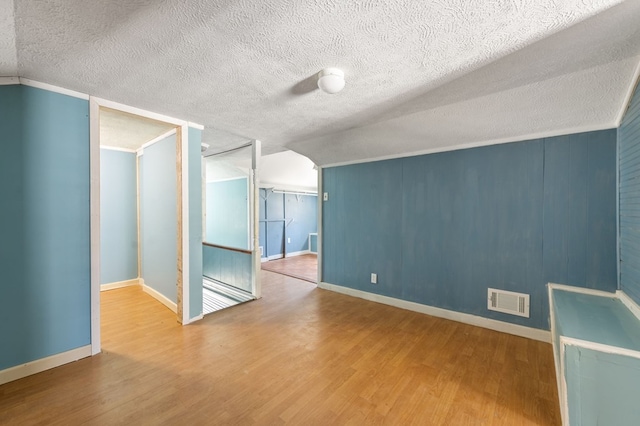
[[260, 151, 318, 192], [3, 0, 640, 166]]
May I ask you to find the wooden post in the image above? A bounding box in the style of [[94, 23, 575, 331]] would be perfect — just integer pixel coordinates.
[[176, 126, 183, 324]]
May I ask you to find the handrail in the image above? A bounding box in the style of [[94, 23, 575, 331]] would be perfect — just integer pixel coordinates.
[[203, 242, 252, 255]]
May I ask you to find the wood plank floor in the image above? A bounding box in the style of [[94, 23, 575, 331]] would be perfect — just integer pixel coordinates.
[[0, 271, 560, 425], [261, 254, 318, 283]]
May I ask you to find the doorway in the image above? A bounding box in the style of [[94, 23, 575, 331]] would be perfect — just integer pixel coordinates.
[[258, 151, 319, 284], [90, 97, 205, 355], [201, 143, 260, 315]]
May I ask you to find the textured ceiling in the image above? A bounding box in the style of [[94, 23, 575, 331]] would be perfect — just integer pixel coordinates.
[[0, 0, 17, 75], [4, 0, 640, 165]]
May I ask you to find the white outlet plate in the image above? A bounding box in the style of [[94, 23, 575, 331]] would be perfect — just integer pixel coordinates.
[[323, 192, 328, 201], [287, 237, 291, 243], [371, 273, 377, 284]]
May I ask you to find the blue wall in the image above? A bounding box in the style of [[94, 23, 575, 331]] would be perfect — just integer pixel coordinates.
[[322, 130, 617, 330], [285, 193, 318, 253], [100, 148, 138, 284], [259, 188, 318, 259], [619, 80, 640, 306], [202, 245, 252, 293], [140, 133, 177, 303], [188, 127, 203, 320], [206, 178, 249, 249], [0, 85, 90, 370]]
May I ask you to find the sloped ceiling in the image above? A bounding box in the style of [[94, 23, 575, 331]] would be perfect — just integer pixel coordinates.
[[3, 0, 640, 165]]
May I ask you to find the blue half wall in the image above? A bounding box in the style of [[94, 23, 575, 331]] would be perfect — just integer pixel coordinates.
[[322, 130, 617, 330], [0, 85, 91, 370]]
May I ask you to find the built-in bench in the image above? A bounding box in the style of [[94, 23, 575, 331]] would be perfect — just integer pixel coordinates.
[[548, 284, 640, 425]]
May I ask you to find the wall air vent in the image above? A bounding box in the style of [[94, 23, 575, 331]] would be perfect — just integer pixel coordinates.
[[487, 288, 530, 318]]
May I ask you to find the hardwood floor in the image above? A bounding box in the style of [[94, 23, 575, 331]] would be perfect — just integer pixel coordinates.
[[0, 271, 560, 425], [261, 254, 318, 283]]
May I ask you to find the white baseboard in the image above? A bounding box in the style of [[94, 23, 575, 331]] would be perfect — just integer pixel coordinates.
[[262, 251, 316, 261], [0, 345, 92, 386], [100, 278, 139, 291], [285, 250, 311, 257], [141, 280, 177, 313], [319, 282, 551, 343]]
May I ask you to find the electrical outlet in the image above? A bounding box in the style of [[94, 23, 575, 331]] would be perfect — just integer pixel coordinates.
[[371, 273, 377, 284], [287, 237, 291, 243], [323, 192, 329, 201]]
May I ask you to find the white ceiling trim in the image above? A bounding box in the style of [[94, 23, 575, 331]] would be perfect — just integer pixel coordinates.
[[20, 77, 89, 100], [615, 60, 640, 126], [321, 122, 617, 169], [93, 96, 192, 127], [0, 76, 19, 85]]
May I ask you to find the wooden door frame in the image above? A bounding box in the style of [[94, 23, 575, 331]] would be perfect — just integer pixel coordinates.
[[250, 140, 262, 298], [89, 97, 203, 355]]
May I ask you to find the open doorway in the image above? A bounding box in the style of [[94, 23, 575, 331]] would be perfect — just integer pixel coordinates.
[[90, 97, 206, 355], [258, 150, 318, 284], [201, 144, 257, 315], [98, 106, 182, 311]]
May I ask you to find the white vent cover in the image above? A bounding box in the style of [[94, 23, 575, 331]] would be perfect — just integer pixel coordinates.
[[487, 288, 530, 318]]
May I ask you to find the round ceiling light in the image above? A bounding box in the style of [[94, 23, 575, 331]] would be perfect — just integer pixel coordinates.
[[317, 68, 345, 94]]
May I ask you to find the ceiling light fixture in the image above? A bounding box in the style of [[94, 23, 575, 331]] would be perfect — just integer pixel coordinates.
[[317, 68, 345, 94]]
